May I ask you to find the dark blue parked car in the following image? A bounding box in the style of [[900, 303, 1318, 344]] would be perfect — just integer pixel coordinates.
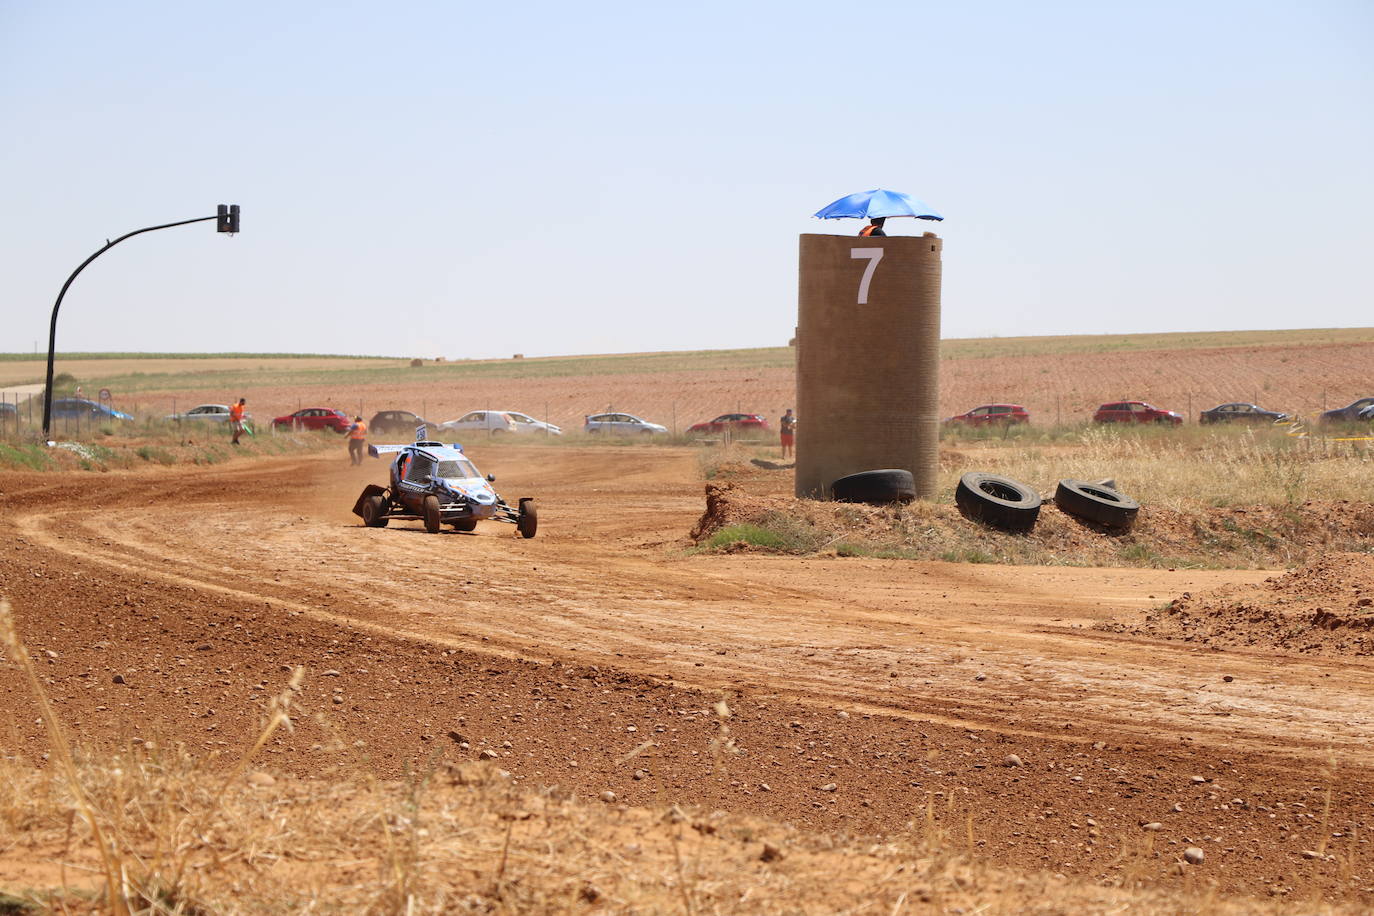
[[1319, 397, 1374, 425], [49, 398, 134, 422]]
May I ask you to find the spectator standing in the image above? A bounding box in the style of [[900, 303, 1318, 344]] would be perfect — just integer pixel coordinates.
[[347, 416, 368, 465], [229, 398, 247, 445], [779, 408, 796, 459], [858, 217, 887, 237]]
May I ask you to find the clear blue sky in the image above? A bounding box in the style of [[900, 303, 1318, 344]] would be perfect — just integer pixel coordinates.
[[2, 1, 1370, 358]]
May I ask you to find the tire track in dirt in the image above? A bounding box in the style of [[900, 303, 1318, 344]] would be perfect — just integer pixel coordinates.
[[13, 450, 1374, 765]]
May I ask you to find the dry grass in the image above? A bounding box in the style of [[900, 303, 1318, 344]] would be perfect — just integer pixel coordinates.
[[0, 428, 341, 473], [938, 425, 1373, 511], [2, 599, 1361, 914]]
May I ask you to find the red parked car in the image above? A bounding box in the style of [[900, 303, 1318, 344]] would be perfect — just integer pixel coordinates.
[[1092, 400, 1183, 425], [945, 404, 1030, 426], [272, 407, 352, 433], [687, 413, 771, 435]]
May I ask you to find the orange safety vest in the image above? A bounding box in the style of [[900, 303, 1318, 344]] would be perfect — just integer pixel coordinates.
[[348, 421, 367, 440], [229, 403, 245, 421], [859, 224, 880, 237]]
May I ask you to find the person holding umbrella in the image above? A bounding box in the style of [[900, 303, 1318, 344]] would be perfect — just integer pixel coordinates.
[[814, 189, 943, 234]]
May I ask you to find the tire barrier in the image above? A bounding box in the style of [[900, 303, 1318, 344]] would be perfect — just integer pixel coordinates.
[[831, 469, 917, 505], [1054, 479, 1140, 531], [955, 472, 1042, 533]]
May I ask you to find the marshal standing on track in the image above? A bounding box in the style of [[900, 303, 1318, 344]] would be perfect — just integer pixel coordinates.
[[229, 398, 248, 445], [347, 416, 368, 465]]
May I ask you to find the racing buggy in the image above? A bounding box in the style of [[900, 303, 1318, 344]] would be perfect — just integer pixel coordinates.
[[351, 434, 537, 537]]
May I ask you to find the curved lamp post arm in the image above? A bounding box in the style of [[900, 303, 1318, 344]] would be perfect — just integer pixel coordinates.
[[42, 211, 232, 441]]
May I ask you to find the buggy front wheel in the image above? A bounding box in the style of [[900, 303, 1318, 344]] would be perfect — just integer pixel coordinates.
[[422, 495, 442, 534], [361, 494, 389, 528], [516, 499, 538, 539]]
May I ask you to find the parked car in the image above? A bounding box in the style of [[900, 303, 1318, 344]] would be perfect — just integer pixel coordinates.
[[1198, 402, 1290, 425], [271, 407, 352, 433], [945, 404, 1030, 426], [439, 409, 562, 436], [49, 398, 134, 422], [687, 413, 771, 435], [1318, 397, 1374, 425], [369, 410, 433, 437], [584, 413, 667, 435], [165, 403, 252, 428], [1092, 400, 1183, 425]]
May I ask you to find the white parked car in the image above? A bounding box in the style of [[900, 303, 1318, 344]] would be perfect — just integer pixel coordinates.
[[439, 410, 561, 436], [584, 412, 668, 435], [164, 404, 251, 426]]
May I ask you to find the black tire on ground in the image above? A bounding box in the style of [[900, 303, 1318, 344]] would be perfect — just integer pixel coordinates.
[[1054, 479, 1140, 530], [422, 495, 442, 533], [517, 498, 538, 539], [361, 495, 389, 528], [955, 472, 1042, 533], [830, 469, 916, 505], [452, 518, 478, 532], [587, 428, 599, 434]]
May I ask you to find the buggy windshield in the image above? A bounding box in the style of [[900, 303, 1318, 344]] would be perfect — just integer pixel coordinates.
[[436, 458, 480, 480]]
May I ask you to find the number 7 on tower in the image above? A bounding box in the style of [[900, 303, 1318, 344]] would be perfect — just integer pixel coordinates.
[[850, 248, 883, 305]]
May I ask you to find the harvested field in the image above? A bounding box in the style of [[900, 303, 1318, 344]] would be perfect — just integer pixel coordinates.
[[7, 328, 1374, 434], [2, 444, 1373, 910]]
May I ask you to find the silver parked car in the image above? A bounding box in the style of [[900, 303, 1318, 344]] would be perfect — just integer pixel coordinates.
[[165, 403, 250, 426], [584, 412, 667, 435], [439, 410, 561, 436]]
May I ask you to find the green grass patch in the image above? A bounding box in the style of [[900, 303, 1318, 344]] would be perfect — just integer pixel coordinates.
[[938, 547, 997, 564], [834, 542, 921, 560], [0, 351, 395, 362], [703, 511, 826, 553], [135, 445, 176, 465], [0, 442, 53, 471], [706, 523, 790, 550]]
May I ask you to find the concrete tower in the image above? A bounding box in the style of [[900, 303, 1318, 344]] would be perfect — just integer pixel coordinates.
[[795, 231, 943, 499]]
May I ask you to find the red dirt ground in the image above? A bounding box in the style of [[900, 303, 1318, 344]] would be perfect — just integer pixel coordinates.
[[1103, 552, 1374, 656], [2, 447, 1372, 905]]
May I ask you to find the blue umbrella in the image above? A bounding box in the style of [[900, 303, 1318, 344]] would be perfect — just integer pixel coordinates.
[[813, 188, 943, 221]]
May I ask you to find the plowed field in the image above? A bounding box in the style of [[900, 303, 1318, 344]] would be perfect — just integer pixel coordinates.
[[24, 332, 1374, 432], [3, 446, 1372, 905]]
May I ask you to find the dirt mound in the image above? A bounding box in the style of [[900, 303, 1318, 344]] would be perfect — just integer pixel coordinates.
[[690, 480, 1374, 568], [1100, 552, 1374, 656]]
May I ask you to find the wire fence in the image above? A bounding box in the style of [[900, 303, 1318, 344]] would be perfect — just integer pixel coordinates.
[[2, 386, 1371, 446]]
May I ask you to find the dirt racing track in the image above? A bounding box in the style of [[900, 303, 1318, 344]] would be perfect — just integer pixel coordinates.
[[3, 446, 1373, 901]]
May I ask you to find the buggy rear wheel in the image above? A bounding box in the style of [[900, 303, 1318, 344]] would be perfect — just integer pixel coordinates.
[[422, 495, 442, 534], [452, 518, 478, 532]]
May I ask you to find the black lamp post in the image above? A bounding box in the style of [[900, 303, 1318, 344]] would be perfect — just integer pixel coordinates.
[[41, 205, 240, 442]]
